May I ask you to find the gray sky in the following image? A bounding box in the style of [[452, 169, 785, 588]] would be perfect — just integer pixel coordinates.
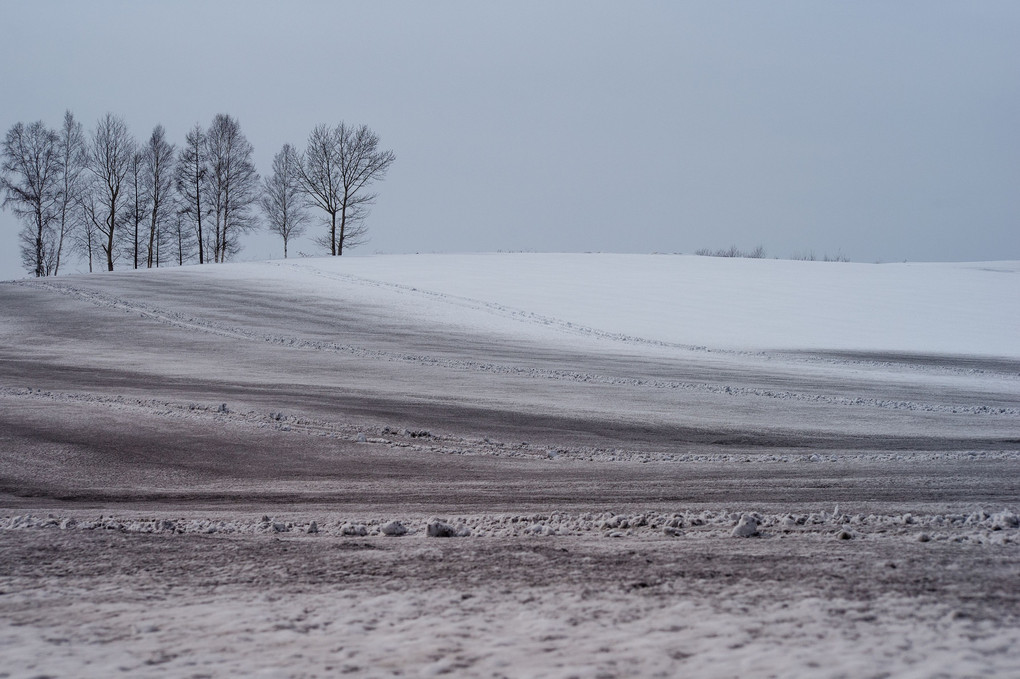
[[2, 1, 1018, 279]]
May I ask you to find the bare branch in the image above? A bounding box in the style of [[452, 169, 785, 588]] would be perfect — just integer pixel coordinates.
[[260, 143, 308, 259], [84, 113, 136, 271], [1, 120, 62, 276], [298, 122, 394, 255], [204, 114, 259, 262]]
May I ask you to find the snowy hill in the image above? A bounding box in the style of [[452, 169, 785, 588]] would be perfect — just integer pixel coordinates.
[[207, 253, 1020, 357]]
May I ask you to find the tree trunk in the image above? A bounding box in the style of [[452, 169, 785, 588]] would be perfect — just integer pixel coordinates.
[[35, 209, 44, 277], [338, 202, 346, 256], [55, 199, 67, 276], [106, 203, 115, 272], [133, 174, 140, 269], [195, 171, 204, 264], [86, 229, 94, 273], [221, 185, 230, 264], [148, 211, 157, 268], [106, 227, 115, 271]]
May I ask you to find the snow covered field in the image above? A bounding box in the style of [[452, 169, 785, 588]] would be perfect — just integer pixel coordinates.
[[265, 253, 1020, 356], [1, 253, 1018, 678]]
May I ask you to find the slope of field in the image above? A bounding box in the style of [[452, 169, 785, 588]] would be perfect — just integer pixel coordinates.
[[1, 253, 1018, 678], [258, 253, 1020, 356]]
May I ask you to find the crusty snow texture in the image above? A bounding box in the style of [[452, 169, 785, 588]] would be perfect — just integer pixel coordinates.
[[1, 254, 1018, 678], [3, 508, 1018, 543]]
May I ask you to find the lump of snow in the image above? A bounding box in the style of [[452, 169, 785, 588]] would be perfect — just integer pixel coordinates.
[[427, 521, 455, 537], [601, 515, 630, 529], [426, 520, 469, 537], [356, 432, 368, 443], [59, 518, 77, 530], [966, 510, 989, 525], [730, 514, 759, 538], [990, 510, 1018, 530], [917, 532, 931, 542], [381, 520, 407, 536], [340, 523, 368, 536]]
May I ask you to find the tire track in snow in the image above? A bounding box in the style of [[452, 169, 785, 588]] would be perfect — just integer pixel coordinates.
[[16, 279, 1020, 418]]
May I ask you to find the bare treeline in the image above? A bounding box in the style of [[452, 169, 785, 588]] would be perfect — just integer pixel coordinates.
[[1, 111, 395, 276]]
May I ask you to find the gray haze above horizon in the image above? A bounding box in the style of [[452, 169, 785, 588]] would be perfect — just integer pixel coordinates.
[[1, 1, 1018, 279]]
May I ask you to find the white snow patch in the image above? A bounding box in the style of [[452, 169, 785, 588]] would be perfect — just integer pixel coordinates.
[[210, 253, 1020, 357]]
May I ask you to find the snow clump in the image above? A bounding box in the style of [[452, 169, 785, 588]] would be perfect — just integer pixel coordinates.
[[990, 510, 1018, 530], [426, 519, 470, 537], [381, 520, 408, 536], [340, 523, 368, 536], [731, 514, 759, 538]]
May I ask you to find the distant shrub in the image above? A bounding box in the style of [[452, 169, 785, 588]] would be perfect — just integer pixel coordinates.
[[791, 251, 850, 262], [694, 245, 767, 259], [696, 246, 850, 262]]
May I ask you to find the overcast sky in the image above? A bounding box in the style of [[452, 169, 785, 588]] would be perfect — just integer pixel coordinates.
[[2, 1, 1019, 279]]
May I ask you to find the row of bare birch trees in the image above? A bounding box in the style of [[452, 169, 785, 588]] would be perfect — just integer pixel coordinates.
[[1, 112, 394, 276]]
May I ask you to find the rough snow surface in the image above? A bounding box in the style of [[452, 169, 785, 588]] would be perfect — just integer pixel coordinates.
[[1, 253, 1018, 678], [0, 513, 1017, 679]]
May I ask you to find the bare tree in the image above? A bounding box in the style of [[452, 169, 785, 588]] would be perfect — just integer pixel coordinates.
[[175, 123, 207, 264], [84, 113, 135, 272], [299, 125, 342, 255], [168, 197, 197, 266], [74, 191, 100, 273], [54, 111, 87, 276], [142, 125, 175, 268], [1, 120, 62, 277], [204, 114, 259, 263], [127, 150, 148, 268], [79, 178, 107, 273], [148, 196, 175, 268], [299, 122, 395, 256], [260, 143, 307, 258]]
